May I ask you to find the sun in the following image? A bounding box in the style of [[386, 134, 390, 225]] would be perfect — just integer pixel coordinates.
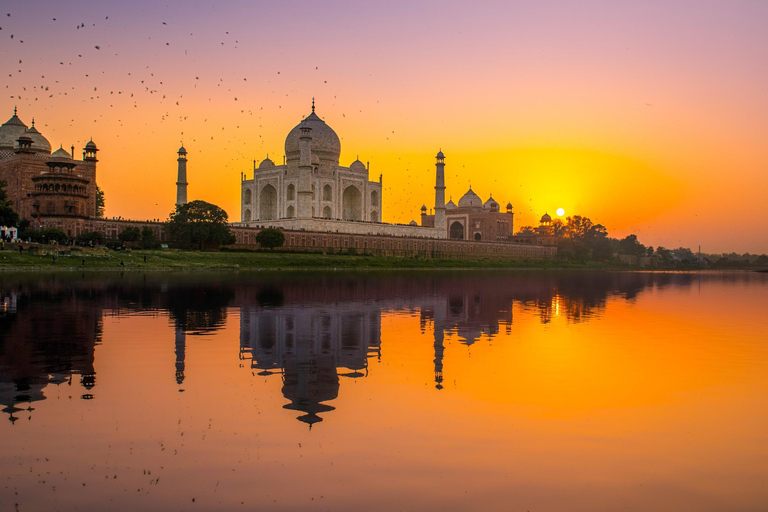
[[556, 208, 565, 216]]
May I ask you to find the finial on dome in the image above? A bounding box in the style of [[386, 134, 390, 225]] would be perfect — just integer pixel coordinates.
[[14, 106, 17, 115], [311, 97, 315, 113], [31, 117, 35, 127]]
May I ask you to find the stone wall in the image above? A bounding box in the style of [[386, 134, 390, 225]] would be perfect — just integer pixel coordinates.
[[37, 217, 556, 259], [235, 218, 444, 239], [231, 225, 556, 259]]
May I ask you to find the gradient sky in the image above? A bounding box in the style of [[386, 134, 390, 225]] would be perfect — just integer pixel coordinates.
[[3, 0, 767, 252]]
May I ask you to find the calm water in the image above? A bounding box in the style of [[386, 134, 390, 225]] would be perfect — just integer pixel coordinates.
[[1, 270, 767, 512]]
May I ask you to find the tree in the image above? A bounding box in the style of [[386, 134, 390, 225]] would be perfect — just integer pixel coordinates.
[[0, 180, 20, 228], [166, 200, 236, 249], [618, 234, 646, 256], [76, 231, 104, 245], [119, 226, 141, 242], [255, 228, 285, 251], [95, 185, 105, 218], [140, 226, 159, 249], [754, 254, 768, 266]]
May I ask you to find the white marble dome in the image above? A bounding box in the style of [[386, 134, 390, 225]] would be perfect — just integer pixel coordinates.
[[284, 111, 341, 164], [259, 156, 275, 169], [350, 158, 366, 173], [445, 198, 457, 209], [458, 188, 482, 208]]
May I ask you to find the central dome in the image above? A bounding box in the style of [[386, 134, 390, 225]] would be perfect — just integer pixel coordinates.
[[284, 111, 341, 165], [458, 188, 482, 208]]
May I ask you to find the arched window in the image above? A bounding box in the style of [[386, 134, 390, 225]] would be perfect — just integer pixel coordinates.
[[371, 190, 379, 207], [286, 184, 295, 201], [371, 211, 379, 223], [323, 206, 332, 219], [244, 209, 251, 221], [450, 221, 464, 240], [323, 184, 332, 201], [342, 186, 362, 221], [474, 232, 482, 241], [244, 189, 252, 204], [259, 184, 278, 220], [312, 184, 316, 200], [287, 205, 295, 218]]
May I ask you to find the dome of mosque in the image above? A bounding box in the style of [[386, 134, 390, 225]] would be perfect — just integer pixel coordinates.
[[445, 198, 457, 209], [540, 213, 552, 223], [0, 110, 28, 149], [259, 156, 275, 169], [85, 139, 97, 150], [349, 158, 366, 172], [284, 111, 341, 164], [483, 196, 499, 210], [25, 123, 51, 154], [458, 188, 482, 208], [48, 146, 73, 163]]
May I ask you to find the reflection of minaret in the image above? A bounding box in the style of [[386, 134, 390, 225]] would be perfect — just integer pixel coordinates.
[[175, 328, 186, 385], [433, 299, 446, 390]]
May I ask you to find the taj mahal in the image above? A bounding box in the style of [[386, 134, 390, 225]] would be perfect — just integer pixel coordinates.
[[235, 102, 526, 242]]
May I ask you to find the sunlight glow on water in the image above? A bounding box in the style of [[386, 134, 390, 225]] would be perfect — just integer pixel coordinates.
[[1, 271, 767, 511]]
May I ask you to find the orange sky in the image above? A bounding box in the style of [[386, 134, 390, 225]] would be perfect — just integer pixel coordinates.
[[3, 1, 768, 252]]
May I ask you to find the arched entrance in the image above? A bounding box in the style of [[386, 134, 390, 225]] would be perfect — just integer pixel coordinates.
[[259, 184, 277, 220], [450, 221, 464, 240], [342, 186, 362, 221]]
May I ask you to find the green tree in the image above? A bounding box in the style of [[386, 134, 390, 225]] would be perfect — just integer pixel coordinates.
[[255, 228, 285, 251], [140, 226, 159, 249], [0, 180, 20, 228], [95, 185, 105, 218], [166, 200, 236, 249], [119, 226, 141, 242]]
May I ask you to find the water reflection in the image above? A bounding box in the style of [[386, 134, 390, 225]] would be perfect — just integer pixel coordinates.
[[0, 270, 742, 425]]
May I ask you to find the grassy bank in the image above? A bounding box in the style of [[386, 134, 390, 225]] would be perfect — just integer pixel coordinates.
[[0, 246, 624, 271]]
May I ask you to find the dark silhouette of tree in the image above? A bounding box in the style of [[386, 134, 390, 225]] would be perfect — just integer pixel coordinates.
[[166, 200, 236, 250], [118, 226, 141, 242], [619, 234, 646, 256], [0, 180, 20, 228], [95, 185, 105, 218], [140, 226, 159, 249], [255, 228, 285, 251]]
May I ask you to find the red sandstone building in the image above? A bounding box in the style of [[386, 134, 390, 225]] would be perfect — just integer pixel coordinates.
[[0, 109, 99, 232]]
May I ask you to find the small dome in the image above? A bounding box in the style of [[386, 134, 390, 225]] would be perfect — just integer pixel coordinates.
[[0, 110, 28, 149], [540, 213, 552, 223], [483, 196, 499, 209], [436, 150, 445, 159], [458, 188, 482, 208], [350, 158, 366, 172], [446, 198, 457, 210], [421, 204, 427, 211], [506, 202, 513, 210], [25, 123, 52, 154], [48, 146, 73, 163], [285, 111, 341, 165], [85, 139, 97, 150], [258, 156, 275, 169], [178, 145, 187, 155], [409, 220, 418, 226]]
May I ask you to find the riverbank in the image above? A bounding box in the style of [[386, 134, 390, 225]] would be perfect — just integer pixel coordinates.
[[0, 246, 628, 271]]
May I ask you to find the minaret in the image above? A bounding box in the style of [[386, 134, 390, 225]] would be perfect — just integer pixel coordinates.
[[297, 122, 313, 219], [176, 145, 188, 206], [175, 328, 186, 386], [434, 150, 446, 231]]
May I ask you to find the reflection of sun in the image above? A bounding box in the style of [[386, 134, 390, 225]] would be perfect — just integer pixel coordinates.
[[556, 207, 565, 216]]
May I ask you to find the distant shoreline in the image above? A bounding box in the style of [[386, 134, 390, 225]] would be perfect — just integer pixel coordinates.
[[1, 247, 762, 273]]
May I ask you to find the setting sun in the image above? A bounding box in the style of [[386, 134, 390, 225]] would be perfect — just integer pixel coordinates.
[[556, 208, 565, 217]]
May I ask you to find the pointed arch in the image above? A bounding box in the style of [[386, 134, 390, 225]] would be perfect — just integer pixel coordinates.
[[259, 184, 277, 220]]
